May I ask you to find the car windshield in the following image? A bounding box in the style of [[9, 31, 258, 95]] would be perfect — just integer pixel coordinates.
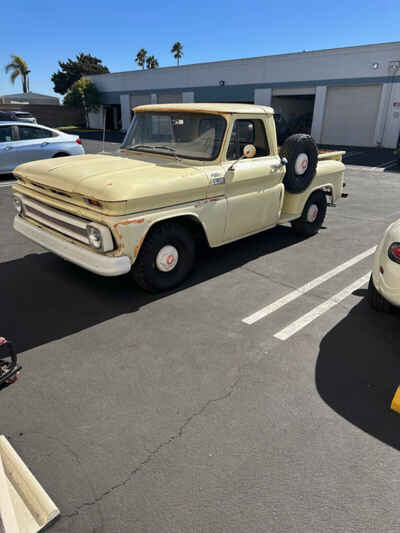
[[122, 112, 226, 161]]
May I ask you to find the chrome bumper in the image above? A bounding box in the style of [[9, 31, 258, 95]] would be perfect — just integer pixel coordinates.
[[14, 216, 132, 277]]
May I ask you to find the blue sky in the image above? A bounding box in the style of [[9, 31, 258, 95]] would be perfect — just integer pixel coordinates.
[[1, 0, 399, 100]]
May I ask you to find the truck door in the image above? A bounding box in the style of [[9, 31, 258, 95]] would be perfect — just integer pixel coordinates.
[[14, 125, 55, 165], [223, 118, 284, 241]]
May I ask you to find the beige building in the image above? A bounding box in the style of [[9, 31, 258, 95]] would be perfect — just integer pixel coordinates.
[[88, 41, 400, 148]]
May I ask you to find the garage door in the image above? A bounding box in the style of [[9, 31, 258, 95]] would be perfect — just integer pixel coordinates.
[[157, 93, 183, 104], [130, 94, 151, 107], [321, 85, 382, 146]]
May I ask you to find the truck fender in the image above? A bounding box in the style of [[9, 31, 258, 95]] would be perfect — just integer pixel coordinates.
[[133, 213, 210, 259]]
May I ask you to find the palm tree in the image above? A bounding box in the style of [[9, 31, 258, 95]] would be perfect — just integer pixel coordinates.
[[146, 56, 159, 69], [5, 55, 30, 93], [135, 49, 147, 70], [171, 42, 183, 66]]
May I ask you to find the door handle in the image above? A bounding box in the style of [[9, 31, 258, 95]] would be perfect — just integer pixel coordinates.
[[41, 142, 49, 147], [4, 146, 13, 151]]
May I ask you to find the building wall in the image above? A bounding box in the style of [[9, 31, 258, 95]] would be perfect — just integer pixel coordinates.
[[0, 104, 84, 128], [88, 42, 400, 147]]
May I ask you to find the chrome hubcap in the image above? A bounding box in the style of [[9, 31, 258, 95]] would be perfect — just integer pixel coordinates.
[[295, 153, 309, 175], [156, 245, 179, 272], [307, 204, 319, 223]]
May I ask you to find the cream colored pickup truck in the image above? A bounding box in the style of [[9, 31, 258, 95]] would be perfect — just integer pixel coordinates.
[[12, 103, 345, 292]]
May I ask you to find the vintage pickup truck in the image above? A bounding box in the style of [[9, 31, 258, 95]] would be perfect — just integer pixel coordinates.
[[12, 103, 345, 292]]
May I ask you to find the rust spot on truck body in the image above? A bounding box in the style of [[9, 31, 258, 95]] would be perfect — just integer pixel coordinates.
[[134, 235, 145, 258], [113, 218, 146, 253]]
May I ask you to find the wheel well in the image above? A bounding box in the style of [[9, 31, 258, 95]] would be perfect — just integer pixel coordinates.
[[52, 152, 69, 158], [148, 216, 209, 246]]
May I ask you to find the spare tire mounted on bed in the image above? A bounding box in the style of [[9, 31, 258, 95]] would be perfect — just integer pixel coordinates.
[[280, 134, 319, 193]]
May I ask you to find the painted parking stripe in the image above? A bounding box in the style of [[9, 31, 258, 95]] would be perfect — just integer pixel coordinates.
[[274, 273, 370, 341], [0, 181, 15, 188], [242, 246, 376, 325]]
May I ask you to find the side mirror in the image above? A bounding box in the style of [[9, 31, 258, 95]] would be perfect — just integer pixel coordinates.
[[228, 144, 257, 171], [242, 144, 256, 159]]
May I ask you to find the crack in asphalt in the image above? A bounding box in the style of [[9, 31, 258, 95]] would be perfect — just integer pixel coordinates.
[[63, 371, 243, 521]]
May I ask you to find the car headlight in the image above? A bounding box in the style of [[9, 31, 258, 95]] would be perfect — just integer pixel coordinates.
[[87, 226, 103, 249], [13, 196, 23, 215]]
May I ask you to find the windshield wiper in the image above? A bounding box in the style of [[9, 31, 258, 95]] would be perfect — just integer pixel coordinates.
[[154, 145, 176, 153], [128, 144, 176, 153]]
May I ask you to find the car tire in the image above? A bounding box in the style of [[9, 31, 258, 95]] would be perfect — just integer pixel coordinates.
[[291, 190, 327, 237], [133, 222, 195, 292], [367, 275, 392, 312], [280, 134, 318, 193], [53, 153, 69, 158]]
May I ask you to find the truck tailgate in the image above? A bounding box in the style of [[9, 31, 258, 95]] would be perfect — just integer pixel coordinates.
[[318, 150, 346, 162]]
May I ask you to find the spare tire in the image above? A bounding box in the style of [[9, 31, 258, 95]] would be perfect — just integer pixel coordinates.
[[280, 134, 318, 193]]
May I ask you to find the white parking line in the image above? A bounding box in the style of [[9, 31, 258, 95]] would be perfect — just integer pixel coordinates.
[[274, 273, 370, 341], [342, 151, 364, 159], [242, 246, 376, 325], [377, 159, 398, 169], [0, 181, 15, 189]]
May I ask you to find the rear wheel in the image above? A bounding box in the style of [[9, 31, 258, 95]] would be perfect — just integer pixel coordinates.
[[53, 152, 69, 158], [367, 275, 392, 312], [133, 222, 195, 292], [291, 190, 327, 237]]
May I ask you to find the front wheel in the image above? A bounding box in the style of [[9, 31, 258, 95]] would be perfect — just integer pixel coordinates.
[[291, 190, 327, 237], [133, 222, 195, 292]]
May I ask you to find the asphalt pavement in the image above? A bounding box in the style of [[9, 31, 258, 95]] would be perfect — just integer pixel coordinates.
[[1, 150, 400, 532]]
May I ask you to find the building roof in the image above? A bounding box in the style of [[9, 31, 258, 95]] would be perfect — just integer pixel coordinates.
[[91, 41, 400, 79], [0, 92, 59, 104], [133, 103, 274, 115]]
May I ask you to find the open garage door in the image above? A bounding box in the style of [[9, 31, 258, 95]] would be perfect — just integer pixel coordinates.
[[321, 85, 382, 147], [272, 93, 315, 144]]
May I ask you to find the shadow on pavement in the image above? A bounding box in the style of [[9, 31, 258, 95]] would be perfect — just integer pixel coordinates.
[[316, 292, 400, 450], [2, 224, 304, 354], [319, 144, 396, 168]]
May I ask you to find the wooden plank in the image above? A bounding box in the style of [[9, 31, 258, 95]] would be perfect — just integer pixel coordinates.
[[0, 453, 19, 533], [0, 436, 60, 532]]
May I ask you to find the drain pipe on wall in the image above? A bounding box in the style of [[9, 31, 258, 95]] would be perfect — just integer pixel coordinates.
[[378, 61, 400, 147]]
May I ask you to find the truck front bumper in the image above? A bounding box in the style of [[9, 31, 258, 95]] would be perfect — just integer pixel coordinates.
[[14, 216, 132, 277]]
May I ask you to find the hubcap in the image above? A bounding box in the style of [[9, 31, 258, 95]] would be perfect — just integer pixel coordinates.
[[307, 204, 319, 223], [156, 245, 179, 272], [295, 153, 309, 175]]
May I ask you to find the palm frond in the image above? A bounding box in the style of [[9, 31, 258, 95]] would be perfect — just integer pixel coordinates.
[[10, 70, 19, 84]]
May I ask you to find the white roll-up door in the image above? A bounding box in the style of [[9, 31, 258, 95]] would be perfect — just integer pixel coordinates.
[[321, 85, 382, 146]]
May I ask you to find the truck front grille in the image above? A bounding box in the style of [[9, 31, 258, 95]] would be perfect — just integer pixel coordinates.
[[21, 195, 90, 245]]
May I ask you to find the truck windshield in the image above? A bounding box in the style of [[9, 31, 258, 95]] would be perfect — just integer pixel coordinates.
[[122, 112, 226, 161]]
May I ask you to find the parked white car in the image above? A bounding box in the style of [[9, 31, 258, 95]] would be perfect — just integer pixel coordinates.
[[368, 220, 400, 311], [0, 122, 84, 175]]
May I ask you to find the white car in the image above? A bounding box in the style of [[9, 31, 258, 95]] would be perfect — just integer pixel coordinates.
[[0, 122, 84, 175], [369, 219, 400, 311]]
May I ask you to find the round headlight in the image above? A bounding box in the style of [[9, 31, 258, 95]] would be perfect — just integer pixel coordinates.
[[13, 196, 23, 215], [87, 226, 103, 249]]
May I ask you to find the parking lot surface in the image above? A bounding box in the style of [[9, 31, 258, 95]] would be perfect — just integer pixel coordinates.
[[1, 150, 400, 532]]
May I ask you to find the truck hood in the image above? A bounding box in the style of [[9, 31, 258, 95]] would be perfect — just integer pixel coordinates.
[[14, 153, 209, 208]]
